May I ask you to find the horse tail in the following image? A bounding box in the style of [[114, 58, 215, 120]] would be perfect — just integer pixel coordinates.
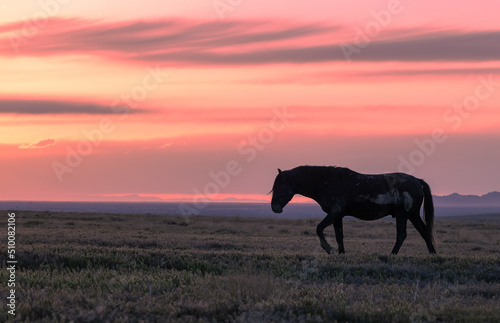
[[419, 179, 436, 251]]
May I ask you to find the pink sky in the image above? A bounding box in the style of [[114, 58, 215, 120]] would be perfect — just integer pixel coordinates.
[[1, 0, 500, 202]]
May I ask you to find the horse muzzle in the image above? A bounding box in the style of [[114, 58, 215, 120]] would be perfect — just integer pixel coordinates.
[[271, 204, 283, 213]]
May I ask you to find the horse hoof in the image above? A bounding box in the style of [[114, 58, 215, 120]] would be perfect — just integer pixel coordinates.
[[330, 248, 335, 254], [378, 255, 389, 263]]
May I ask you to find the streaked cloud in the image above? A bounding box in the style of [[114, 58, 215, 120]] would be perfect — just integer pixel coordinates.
[[356, 67, 500, 78], [18, 138, 56, 149], [0, 99, 150, 115], [1, 18, 499, 64], [0, 18, 331, 61]]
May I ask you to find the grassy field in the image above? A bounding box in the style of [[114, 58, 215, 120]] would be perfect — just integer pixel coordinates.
[[1, 210, 500, 322]]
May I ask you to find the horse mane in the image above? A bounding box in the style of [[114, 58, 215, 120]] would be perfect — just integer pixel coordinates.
[[293, 166, 356, 192], [293, 165, 354, 180], [269, 166, 355, 194], [267, 165, 357, 194]]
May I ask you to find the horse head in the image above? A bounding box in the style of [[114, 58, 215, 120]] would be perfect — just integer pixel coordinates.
[[271, 168, 295, 213]]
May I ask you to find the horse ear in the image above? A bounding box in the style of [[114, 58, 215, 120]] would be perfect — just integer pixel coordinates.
[[278, 168, 282, 174]]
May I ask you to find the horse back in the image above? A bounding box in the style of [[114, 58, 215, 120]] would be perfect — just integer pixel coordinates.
[[325, 172, 424, 219]]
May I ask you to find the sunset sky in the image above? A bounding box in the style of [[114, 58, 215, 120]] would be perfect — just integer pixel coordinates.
[[1, 0, 499, 202]]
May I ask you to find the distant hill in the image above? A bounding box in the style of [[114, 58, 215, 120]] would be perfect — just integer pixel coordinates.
[[433, 191, 500, 207]]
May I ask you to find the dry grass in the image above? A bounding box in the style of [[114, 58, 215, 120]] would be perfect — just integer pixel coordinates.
[[1, 210, 500, 322]]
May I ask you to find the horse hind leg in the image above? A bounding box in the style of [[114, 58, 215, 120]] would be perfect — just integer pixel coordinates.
[[391, 214, 408, 255], [409, 211, 437, 254], [333, 218, 345, 254]]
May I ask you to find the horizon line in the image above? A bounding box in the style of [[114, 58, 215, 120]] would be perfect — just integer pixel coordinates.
[[1, 190, 499, 204]]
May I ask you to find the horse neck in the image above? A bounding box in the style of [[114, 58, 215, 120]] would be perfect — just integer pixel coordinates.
[[291, 169, 323, 201]]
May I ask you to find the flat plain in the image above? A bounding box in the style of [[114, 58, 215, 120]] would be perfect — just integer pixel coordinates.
[[1, 210, 499, 322]]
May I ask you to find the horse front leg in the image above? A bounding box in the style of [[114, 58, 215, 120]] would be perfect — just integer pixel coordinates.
[[316, 214, 334, 254], [333, 218, 345, 254]]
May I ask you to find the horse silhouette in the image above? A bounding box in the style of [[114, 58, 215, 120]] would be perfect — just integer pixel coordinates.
[[270, 166, 436, 255]]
